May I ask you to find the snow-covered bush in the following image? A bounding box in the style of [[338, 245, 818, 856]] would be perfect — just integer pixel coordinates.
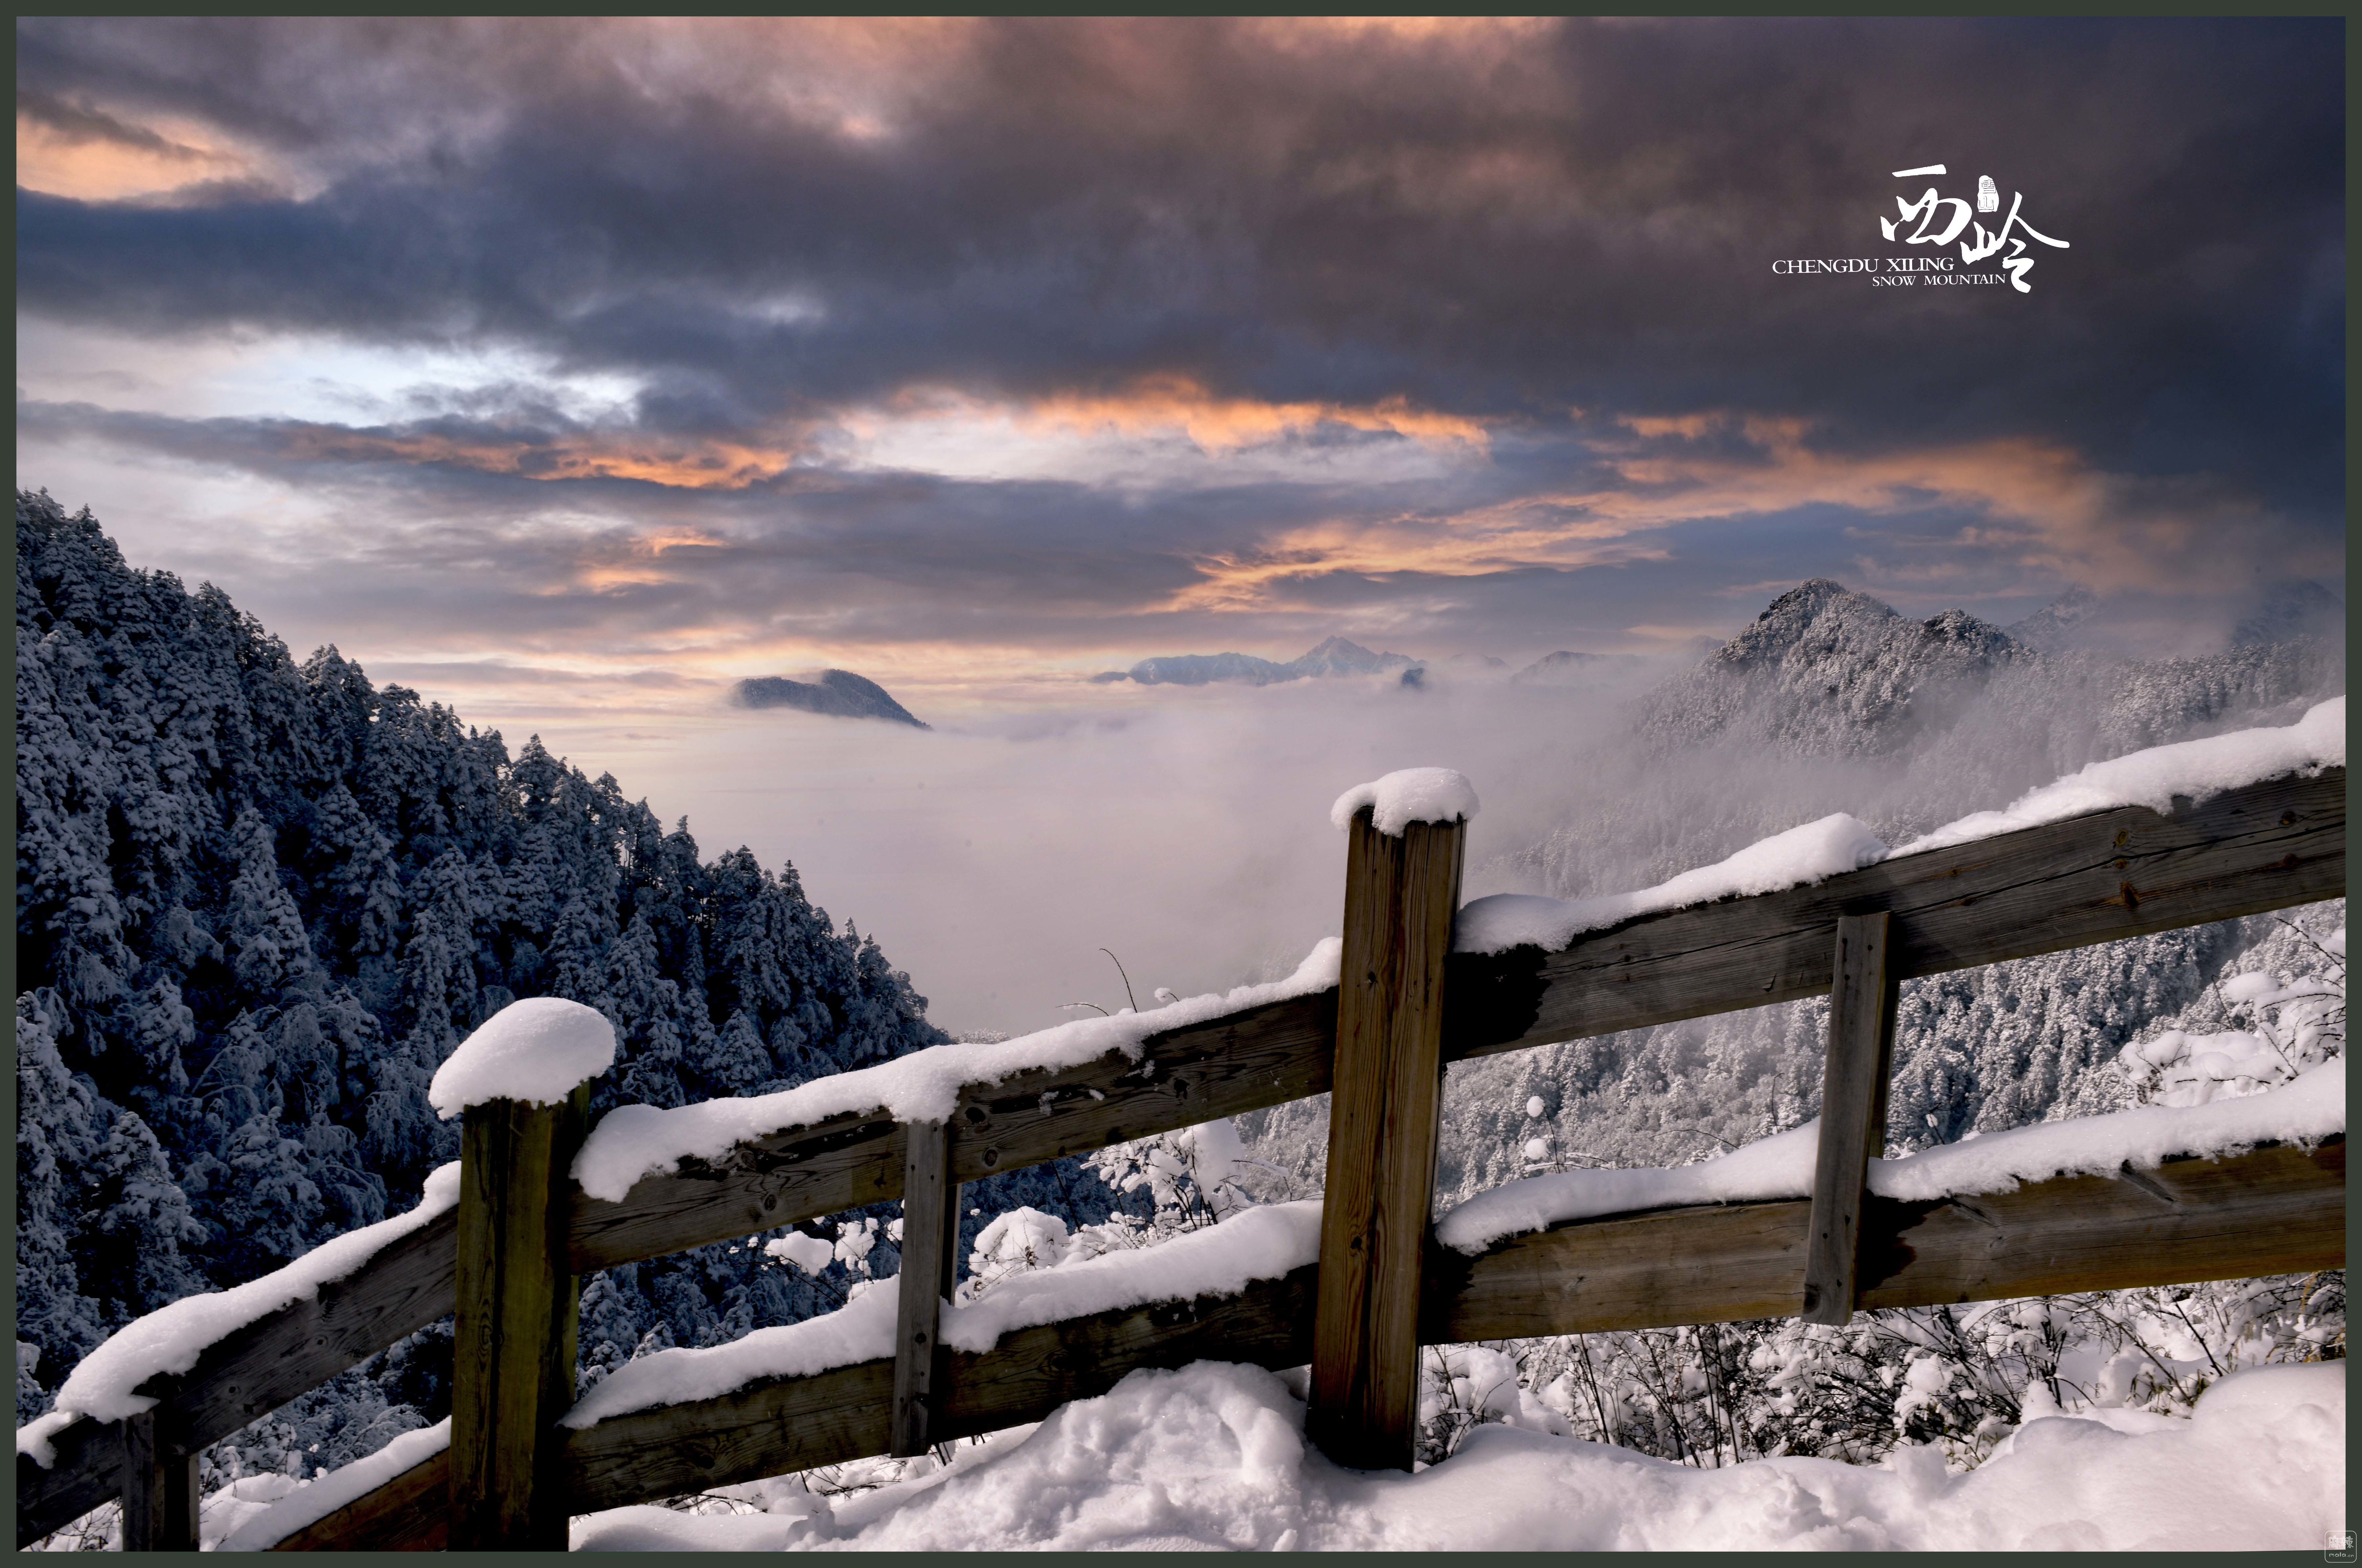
[[2118, 921, 2343, 1106], [1083, 1116, 1259, 1234]]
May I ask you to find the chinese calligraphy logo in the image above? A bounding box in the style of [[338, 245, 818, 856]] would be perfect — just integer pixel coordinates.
[[1884, 164, 2067, 293]]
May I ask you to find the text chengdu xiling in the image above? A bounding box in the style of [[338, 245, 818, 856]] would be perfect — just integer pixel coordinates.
[[1773, 163, 2069, 293]]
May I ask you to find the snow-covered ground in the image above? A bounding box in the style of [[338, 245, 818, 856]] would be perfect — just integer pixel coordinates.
[[557, 1358, 2344, 1552]]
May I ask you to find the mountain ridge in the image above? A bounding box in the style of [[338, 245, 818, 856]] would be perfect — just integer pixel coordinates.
[[1093, 635, 1421, 687], [733, 669, 929, 728]]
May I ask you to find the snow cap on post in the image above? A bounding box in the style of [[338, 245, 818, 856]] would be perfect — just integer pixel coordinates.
[[1330, 767, 1480, 837], [429, 996, 617, 1119]]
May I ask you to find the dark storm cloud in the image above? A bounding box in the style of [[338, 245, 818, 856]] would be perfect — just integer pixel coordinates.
[[18, 18, 2343, 517]]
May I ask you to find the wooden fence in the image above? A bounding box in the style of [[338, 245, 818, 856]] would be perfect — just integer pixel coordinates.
[[16, 765, 2347, 1549]]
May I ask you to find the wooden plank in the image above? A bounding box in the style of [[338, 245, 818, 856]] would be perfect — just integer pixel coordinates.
[[1429, 1139, 2346, 1342], [16, 1415, 123, 1549], [557, 1141, 2339, 1522], [169, 1208, 461, 1454], [1853, 1140, 2348, 1308], [269, 1445, 451, 1551], [1802, 911, 1899, 1324], [1309, 807, 1465, 1472], [117, 1406, 196, 1551], [14, 1210, 460, 1550], [562, 1269, 1319, 1514], [890, 1119, 959, 1457], [567, 1107, 905, 1274], [566, 1355, 896, 1511], [563, 769, 2341, 1276], [943, 989, 1340, 1196], [566, 990, 1339, 1274], [1447, 767, 2345, 1061], [450, 1087, 586, 1550]]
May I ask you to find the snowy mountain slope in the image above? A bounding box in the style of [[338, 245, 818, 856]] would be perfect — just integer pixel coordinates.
[[1511, 649, 1644, 686], [1636, 579, 2031, 758], [1239, 577, 2345, 1209], [2233, 578, 2346, 648], [1094, 635, 1420, 686], [2004, 585, 2102, 653]]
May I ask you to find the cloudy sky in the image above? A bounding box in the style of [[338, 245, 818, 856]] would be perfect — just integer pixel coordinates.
[[14, 19, 2345, 1026], [18, 24, 2343, 1030]]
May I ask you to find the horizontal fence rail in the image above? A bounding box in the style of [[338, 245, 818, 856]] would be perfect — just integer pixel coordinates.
[[15, 1211, 460, 1547], [271, 1135, 2346, 1550], [18, 764, 2345, 1548]]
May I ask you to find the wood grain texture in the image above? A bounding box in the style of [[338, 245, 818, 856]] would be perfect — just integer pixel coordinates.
[[450, 1088, 585, 1550], [567, 1107, 904, 1274], [1802, 912, 1899, 1325], [565, 1354, 896, 1511], [117, 1406, 196, 1551], [166, 1207, 461, 1454], [17, 1414, 123, 1548], [566, 989, 1340, 1274], [1431, 1139, 2346, 1343], [1446, 768, 2345, 1061], [891, 1119, 958, 1457], [1853, 1139, 2347, 1309], [562, 1269, 1319, 1515], [1311, 808, 1464, 1472], [267, 1446, 450, 1551], [13, 1212, 459, 1550]]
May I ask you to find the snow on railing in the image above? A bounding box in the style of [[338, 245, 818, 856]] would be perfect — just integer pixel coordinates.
[[562, 1201, 1325, 1430], [571, 939, 1342, 1202], [1893, 694, 2344, 855], [218, 1419, 451, 1553], [1437, 1057, 2348, 1254], [17, 1163, 463, 1463], [427, 995, 615, 1117], [225, 1051, 2349, 1550], [1456, 695, 2344, 956]]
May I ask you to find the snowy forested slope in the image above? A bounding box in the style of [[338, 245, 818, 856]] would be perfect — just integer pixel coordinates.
[[13, 493, 1125, 1475]]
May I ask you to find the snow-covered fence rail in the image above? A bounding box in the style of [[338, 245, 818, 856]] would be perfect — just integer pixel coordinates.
[[16, 758, 2346, 1549], [240, 1133, 2349, 1551], [13, 1207, 462, 1548]]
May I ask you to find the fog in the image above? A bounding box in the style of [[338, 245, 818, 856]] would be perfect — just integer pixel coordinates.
[[478, 601, 2342, 1042], [522, 666, 1671, 1038]]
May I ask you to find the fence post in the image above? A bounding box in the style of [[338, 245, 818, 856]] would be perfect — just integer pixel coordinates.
[[891, 1119, 961, 1458], [450, 1081, 590, 1549], [1803, 910, 1900, 1325], [1308, 803, 1466, 1470], [118, 1404, 198, 1551]]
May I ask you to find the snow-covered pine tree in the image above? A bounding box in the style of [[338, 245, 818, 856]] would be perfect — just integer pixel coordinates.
[[14, 490, 1006, 1478]]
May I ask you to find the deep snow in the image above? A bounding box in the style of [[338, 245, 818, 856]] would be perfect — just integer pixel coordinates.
[[559, 1358, 2345, 1552]]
